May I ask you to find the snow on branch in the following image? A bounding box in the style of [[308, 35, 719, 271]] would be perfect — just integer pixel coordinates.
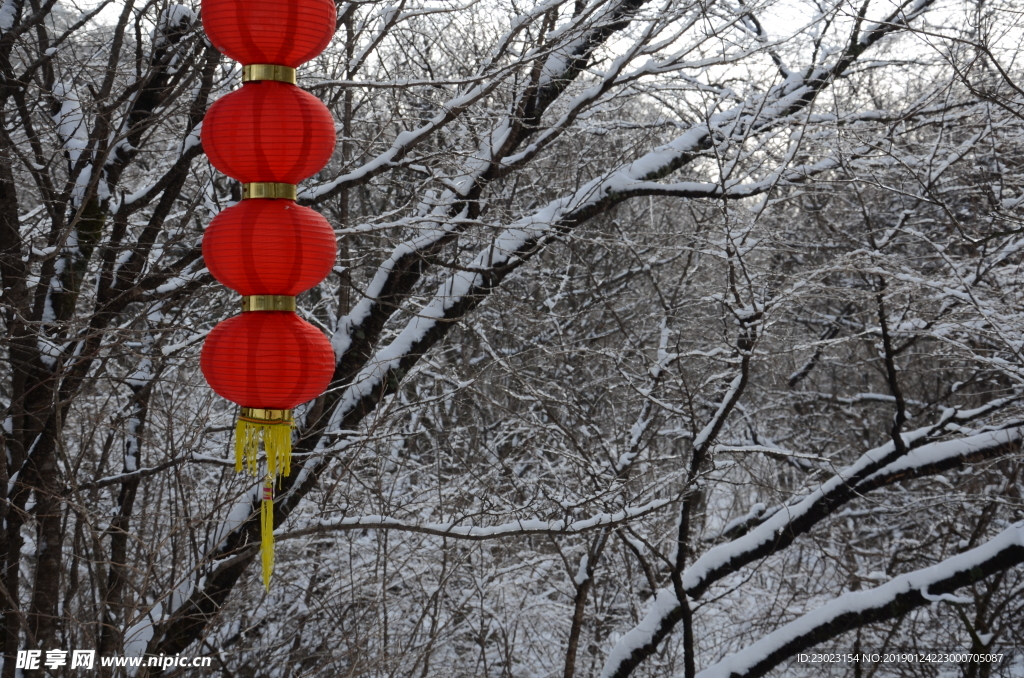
[[301, 0, 577, 203], [319, 0, 889, 444], [323, 0, 929, 392], [0, 0, 20, 34], [318, 134, 841, 453], [683, 427, 1021, 597], [300, 79, 499, 201], [154, 0, 945, 658], [278, 498, 673, 542], [325, 0, 663, 375], [858, 425, 1023, 491], [599, 425, 1022, 678], [694, 522, 1024, 678]]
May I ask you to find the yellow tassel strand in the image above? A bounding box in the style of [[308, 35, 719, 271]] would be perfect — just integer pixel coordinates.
[[234, 409, 293, 480], [263, 423, 293, 480], [261, 480, 275, 591], [233, 409, 292, 591], [234, 420, 258, 474]]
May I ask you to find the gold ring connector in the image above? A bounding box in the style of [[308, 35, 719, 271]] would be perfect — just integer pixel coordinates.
[[243, 183, 297, 200], [242, 64, 297, 85], [239, 407, 294, 425], [242, 295, 297, 312]]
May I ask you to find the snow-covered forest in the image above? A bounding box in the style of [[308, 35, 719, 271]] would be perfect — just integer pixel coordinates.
[[2, 0, 1024, 675]]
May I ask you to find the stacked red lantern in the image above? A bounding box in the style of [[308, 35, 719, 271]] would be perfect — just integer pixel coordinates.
[[200, 0, 337, 590]]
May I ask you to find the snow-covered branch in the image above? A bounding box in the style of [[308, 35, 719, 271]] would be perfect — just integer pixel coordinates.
[[600, 425, 1022, 678], [279, 499, 673, 542], [694, 523, 1024, 678]]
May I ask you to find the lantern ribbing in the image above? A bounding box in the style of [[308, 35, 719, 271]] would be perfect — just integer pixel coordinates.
[[203, 0, 336, 67], [200, 0, 337, 591], [203, 200, 335, 296], [203, 81, 335, 185]]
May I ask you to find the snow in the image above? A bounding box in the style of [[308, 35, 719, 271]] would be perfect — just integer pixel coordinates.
[[123, 601, 161, 662], [18, 204, 44, 222], [691, 373, 745, 451], [152, 267, 205, 295], [919, 588, 972, 604], [864, 428, 1021, 483], [328, 121, 726, 429], [124, 183, 158, 206], [159, 329, 209, 356], [301, 79, 492, 201], [110, 248, 133, 282], [858, 0, 931, 44], [0, 0, 18, 33], [305, 0, 579, 205], [124, 416, 141, 471], [326, 0, 863, 393], [502, 20, 662, 170], [650, 322, 675, 378], [179, 121, 202, 156], [331, 227, 458, 358], [209, 487, 261, 554], [574, 555, 590, 586], [309, 499, 672, 540], [717, 502, 766, 538], [538, 32, 586, 87], [153, 4, 195, 49], [626, 418, 648, 452], [600, 426, 1021, 678], [681, 425, 1005, 593], [600, 589, 679, 678], [332, 261, 491, 420], [64, 161, 102, 208], [125, 357, 152, 389], [37, 335, 62, 369], [52, 81, 88, 165]]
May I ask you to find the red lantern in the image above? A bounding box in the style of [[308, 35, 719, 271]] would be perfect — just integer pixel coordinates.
[[203, 200, 336, 296], [202, 82, 335, 184], [201, 0, 337, 590], [203, 0, 336, 67], [200, 312, 334, 410]]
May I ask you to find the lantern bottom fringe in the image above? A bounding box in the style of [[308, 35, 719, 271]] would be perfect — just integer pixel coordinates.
[[235, 419, 292, 480], [261, 480, 275, 592]]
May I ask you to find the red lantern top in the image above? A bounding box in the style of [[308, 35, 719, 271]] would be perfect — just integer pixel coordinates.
[[202, 0, 337, 67], [204, 200, 336, 296], [202, 81, 336, 184], [200, 312, 335, 409]]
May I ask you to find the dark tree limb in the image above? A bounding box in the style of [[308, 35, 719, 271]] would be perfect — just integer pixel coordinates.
[[694, 525, 1024, 678]]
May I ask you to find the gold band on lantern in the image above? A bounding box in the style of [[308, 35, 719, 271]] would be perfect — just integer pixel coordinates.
[[243, 183, 297, 200], [239, 407, 294, 425], [242, 64, 297, 85], [242, 295, 297, 312]]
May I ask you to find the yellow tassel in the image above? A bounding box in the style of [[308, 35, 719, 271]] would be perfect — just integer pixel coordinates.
[[234, 420, 261, 475], [261, 480, 275, 591], [234, 420, 244, 473], [265, 427, 277, 480], [233, 418, 292, 480], [232, 409, 293, 591]]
